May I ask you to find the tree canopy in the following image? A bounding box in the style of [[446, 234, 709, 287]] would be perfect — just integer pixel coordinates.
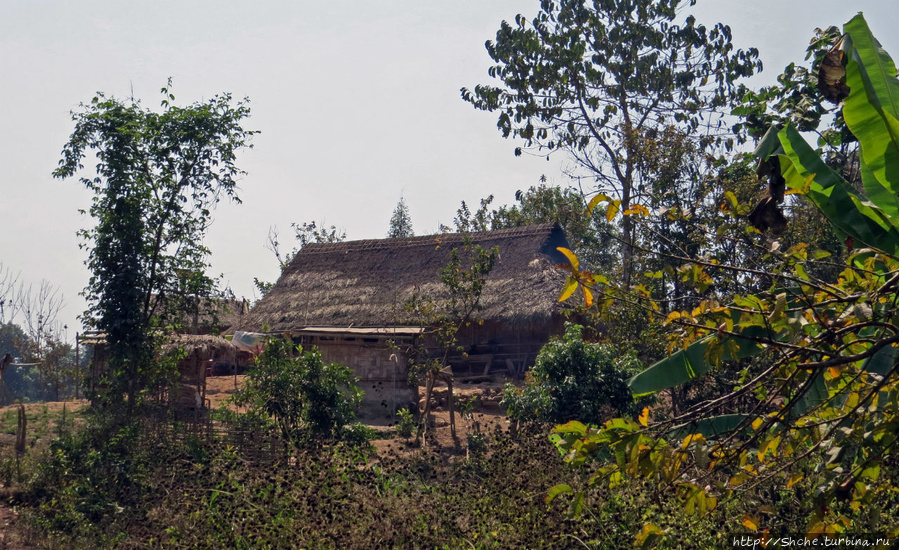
[[53, 82, 255, 413], [463, 0, 761, 284]]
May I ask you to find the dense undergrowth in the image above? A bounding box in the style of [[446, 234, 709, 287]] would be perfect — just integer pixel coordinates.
[[4, 412, 898, 549]]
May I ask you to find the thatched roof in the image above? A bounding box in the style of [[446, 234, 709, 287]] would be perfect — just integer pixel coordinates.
[[242, 223, 572, 332], [163, 296, 251, 335], [162, 334, 237, 365]]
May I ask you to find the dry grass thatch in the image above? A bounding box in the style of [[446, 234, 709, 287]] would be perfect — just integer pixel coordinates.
[[161, 296, 252, 335], [162, 334, 237, 366], [242, 223, 572, 332]]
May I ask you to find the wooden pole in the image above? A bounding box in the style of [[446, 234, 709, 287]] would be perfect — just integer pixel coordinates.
[[75, 332, 80, 400]]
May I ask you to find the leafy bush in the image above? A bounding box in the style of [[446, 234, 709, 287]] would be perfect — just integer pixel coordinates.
[[502, 323, 642, 426], [233, 337, 364, 446], [395, 407, 416, 439]]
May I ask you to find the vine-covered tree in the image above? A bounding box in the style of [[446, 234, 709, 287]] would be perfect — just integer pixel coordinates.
[[387, 196, 415, 238], [53, 81, 256, 415], [462, 0, 761, 285]]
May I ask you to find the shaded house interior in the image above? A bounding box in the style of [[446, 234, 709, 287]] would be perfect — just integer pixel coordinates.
[[242, 223, 574, 417]]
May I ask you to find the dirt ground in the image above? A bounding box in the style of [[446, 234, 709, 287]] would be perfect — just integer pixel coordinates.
[[205, 374, 514, 457]]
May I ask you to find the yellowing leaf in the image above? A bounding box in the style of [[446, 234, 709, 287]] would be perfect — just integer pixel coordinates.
[[751, 417, 764, 431], [559, 277, 578, 302], [767, 293, 787, 323], [545, 484, 573, 504], [742, 514, 759, 531], [722, 190, 739, 210], [681, 433, 706, 450], [787, 473, 804, 488], [586, 193, 608, 216], [606, 200, 620, 222], [638, 407, 650, 427], [623, 204, 650, 217], [583, 285, 594, 307], [556, 247, 579, 270], [634, 523, 665, 548]]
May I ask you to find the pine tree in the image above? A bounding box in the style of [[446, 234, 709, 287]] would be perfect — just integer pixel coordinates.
[[387, 197, 414, 238]]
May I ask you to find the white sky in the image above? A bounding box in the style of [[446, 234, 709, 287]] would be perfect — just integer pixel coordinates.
[[2, 0, 897, 336]]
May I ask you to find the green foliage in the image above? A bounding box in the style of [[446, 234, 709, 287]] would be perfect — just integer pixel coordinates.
[[463, 0, 761, 285], [438, 240, 498, 338], [446, 195, 495, 233], [233, 337, 364, 446], [387, 196, 415, 238], [28, 430, 582, 549], [17, 419, 160, 543], [549, 14, 899, 538], [400, 236, 499, 367], [395, 407, 416, 439], [52, 81, 255, 415], [503, 323, 642, 426]]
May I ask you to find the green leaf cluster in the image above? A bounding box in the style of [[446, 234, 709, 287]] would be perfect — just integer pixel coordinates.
[[502, 323, 643, 426], [232, 337, 364, 447]]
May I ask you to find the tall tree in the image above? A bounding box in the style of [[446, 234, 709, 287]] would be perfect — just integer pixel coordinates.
[[462, 0, 761, 285], [53, 82, 255, 414], [387, 196, 415, 238]]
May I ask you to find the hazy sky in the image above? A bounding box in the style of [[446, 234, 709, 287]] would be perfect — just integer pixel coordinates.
[[2, 1, 897, 336]]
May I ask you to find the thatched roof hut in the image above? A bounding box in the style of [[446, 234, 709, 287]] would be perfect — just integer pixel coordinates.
[[242, 223, 572, 332], [240, 224, 573, 417], [82, 333, 237, 410], [159, 296, 251, 335]]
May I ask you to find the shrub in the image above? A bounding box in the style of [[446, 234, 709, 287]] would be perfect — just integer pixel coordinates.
[[395, 407, 416, 439], [502, 323, 642, 426], [233, 337, 363, 446]]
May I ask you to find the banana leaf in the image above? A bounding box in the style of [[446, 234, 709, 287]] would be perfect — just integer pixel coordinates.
[[842, 14, 899, 198], [628, 330, 765, 397], [755, 125, 899, 256], [628, 338, 713, 397]]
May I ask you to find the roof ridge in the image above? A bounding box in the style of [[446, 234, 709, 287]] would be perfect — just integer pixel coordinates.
[[299, 223, 557, 255]]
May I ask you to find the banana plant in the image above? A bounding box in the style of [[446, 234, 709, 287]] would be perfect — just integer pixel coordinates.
[[628, 13, 899, 413], [549, 15, 899, 537]]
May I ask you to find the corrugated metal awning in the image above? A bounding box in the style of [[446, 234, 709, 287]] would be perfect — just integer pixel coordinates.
[[290, 326, 425, 337]]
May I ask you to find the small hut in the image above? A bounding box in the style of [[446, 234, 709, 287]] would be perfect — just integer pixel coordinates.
[[82, 332, 237, 410]]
